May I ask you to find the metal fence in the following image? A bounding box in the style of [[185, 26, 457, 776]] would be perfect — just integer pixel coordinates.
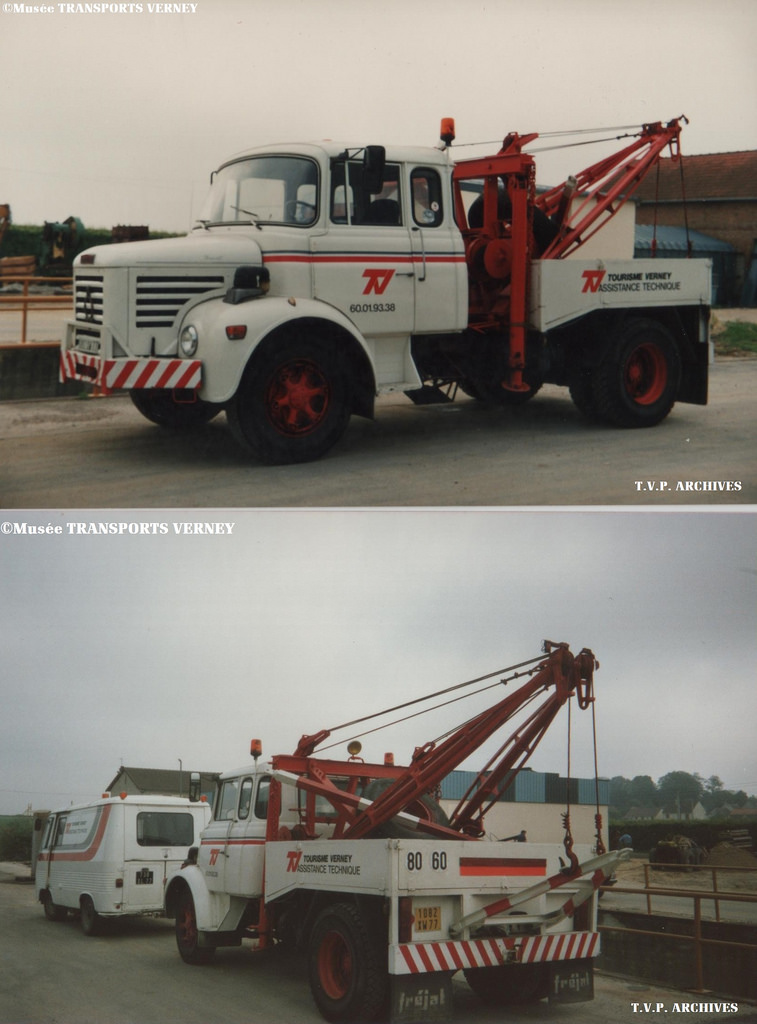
[[0, 276, 72, 344], [599, 864, 757, 994]]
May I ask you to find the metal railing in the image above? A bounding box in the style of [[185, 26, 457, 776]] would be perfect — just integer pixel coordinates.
[[599, 866, 757, 994], [0, 276, 72, 344], [643, 862, 757, 923]]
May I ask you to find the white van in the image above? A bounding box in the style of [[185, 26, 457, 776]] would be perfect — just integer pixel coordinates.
[[35, 793, 211, 934]]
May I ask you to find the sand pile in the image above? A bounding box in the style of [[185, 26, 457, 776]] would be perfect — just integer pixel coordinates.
[[705, 842, 757, 869]]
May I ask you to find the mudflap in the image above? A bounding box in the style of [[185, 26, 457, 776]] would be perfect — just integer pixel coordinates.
[[390, 973, 454, 1023], [548, 958, 594, 1004]]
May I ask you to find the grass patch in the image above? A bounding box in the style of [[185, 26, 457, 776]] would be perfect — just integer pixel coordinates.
[[712, 318, 757, 357]]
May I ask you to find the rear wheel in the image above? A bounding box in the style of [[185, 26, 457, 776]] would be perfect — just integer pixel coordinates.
[[308, 903, 387, 1022], [593, 318, 681, 427], [227, 335, 351, 464], [80, 895, 101, 936], [175, 888, 215, 965], [130, 389, 222, 429]]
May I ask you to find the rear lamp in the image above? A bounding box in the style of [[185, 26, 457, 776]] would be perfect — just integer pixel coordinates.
[[80, 254, 96, 265]]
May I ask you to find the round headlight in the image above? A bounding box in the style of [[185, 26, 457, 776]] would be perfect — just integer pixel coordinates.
[[179, 325, 199, 357]]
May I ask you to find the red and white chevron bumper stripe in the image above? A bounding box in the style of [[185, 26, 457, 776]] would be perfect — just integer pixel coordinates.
[[60, 351, 202, 393], [392, 930, 599, 976]]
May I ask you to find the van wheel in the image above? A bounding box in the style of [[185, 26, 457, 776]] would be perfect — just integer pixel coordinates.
[[42, 891, 67, 922], [227, 336, 351, 464], [308, 903, 387, 1022], [594, 318, 681, 427], [80, 895, 101, 936], [130, 390, 222, 429], [175, 888, 215, 965]]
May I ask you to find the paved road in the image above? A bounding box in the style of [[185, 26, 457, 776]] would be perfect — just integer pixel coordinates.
[[2, 871, 754, 1024], [0, 357, 755, 508]]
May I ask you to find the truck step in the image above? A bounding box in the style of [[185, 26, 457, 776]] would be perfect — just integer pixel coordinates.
[[404, 385, 454, 406]]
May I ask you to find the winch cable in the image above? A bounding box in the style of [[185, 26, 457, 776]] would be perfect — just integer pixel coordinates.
[[315, 652, 548, 754], [591, 697, 606, 855], [562, 697, 579, 871], [451, 122, 648, 153]]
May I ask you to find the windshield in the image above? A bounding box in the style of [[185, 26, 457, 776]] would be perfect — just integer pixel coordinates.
[[199, 155, 318, 226]]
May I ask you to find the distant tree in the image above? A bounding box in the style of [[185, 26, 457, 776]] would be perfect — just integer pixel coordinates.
[[706, 775, 724, 794], [629, 775, 659, 808], [657, 771, 703, 813], [610, 776, 633, 816]]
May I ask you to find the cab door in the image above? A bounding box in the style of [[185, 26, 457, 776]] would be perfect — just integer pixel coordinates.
[[408, 165, 468, 333], [312, 159, 417, 385], [223, 775, 268, 897]]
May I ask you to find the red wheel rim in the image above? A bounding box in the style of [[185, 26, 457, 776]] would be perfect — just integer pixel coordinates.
[[624, 343, 667, 405], [318, 930, 352, 1001], [265, 359, 330, 437], [178, 904, 197, 948]]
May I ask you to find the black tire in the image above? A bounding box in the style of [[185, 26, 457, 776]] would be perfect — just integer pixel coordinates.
[[593, 318, 681, 427], [42, 891, 67, 922], [130, 389, 222, 429], [227, 334, 351, 464], [175, 888, 215, 965], [568, 368, 603, 421], [307, 903, 387, 1023], [464, 962, 548, 1004], [80, 895, 100, 936]]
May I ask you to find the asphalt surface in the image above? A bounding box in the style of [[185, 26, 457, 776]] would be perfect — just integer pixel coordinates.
[[2, 866, 755, 1024], [0, 354, 755, 508]]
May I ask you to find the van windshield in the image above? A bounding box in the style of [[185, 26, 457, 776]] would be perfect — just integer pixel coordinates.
[[199, 156, 318, 227]]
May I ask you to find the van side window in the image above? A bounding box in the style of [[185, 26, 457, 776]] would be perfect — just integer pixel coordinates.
[[412, 168, 443, 227], [137, 812, 195, 846], [254, 776, 271, 819], [215, 779, 239, 821], [238, 778, 254, 820]]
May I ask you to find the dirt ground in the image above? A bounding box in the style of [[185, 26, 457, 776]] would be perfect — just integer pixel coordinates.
[[614, 845, 757, 894]]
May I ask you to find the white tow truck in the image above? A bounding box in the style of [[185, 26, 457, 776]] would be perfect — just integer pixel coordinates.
[[166, 642, 627, 1022], [59, 117, 710, 463]]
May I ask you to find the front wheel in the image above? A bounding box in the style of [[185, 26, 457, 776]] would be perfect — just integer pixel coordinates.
[[42, 891, 67, 922], [227, 335, 351, 464], [593, 318, 681, 427], [307, 903, 387, 1022], [130, 389, 222, 429], [175, 888, 215, 965]]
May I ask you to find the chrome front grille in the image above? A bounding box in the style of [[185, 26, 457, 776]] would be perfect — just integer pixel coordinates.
[[74, 274, 104, 325], [135, 275, 226, 328]]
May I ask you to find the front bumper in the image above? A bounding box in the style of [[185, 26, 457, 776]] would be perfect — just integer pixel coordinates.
[[60, 323, 202, 395]]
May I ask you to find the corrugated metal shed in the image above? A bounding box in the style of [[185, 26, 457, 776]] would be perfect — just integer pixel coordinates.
[[634, 224, 735, 305], [635, 224, 735, 255], [440, 769, 607, 805]]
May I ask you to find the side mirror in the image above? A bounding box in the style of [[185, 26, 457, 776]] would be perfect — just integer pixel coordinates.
[[363, 145, 386, 195], [188, 772, 201, 803]]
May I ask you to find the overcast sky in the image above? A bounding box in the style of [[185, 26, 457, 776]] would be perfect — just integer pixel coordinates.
[[1, 509, 754, 816], [2, 0, 756, 234]]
